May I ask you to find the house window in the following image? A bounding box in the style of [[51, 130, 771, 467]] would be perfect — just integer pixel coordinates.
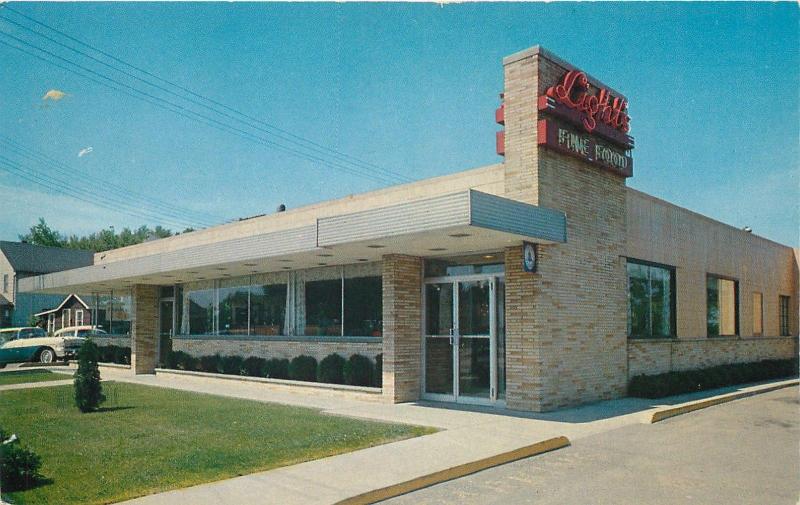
[[75, 309, 84, 326], [780, 296, 791, 336], [626, 259, 675, 339], [2, 274, 7, 293], [48, 313, 55, 334], [752, 292, 763, 336], [707, 276, 738, 337]]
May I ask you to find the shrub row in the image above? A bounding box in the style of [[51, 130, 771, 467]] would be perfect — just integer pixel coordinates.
[[97, 345, 131, 365], [628, 358, 799, 399], [164, 350, 383, 387]]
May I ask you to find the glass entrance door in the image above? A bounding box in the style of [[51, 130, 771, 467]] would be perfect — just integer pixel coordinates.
[[158, 299, 174, 366], [423, 275, 502, 406]]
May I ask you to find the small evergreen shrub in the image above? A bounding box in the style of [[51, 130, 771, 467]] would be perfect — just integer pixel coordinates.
[[177, 352, 198, 371], [629, 358, 799, 399], [198, 354, 222, 373], [344, 354, 374, 386], [318, 353, 346, 384], [74, 339, 105, 412], [220, 355, 245, 375], [264, 358, 290, 379], [289, 355, 318, 382], [242, 356, 267, 377], [0, 429, 43, 492], [372, 353, 383, 387]]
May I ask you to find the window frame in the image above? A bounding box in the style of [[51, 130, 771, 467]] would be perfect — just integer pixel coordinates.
[[779, 295, 791, 337], [706, 274, 739, 338], [625, 258, 677, 340]]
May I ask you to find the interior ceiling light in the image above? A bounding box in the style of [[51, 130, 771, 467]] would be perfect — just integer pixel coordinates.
[[428, 248, 447, 252], [367, 245, 385, 249], [277, 259, 293, 263], [356, 258, 369, 262], [243, 263, 257, 267], [317, 253, 333, 257], [449, 233, 471, 238]]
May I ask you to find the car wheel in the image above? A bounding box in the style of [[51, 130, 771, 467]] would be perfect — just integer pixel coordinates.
[[39, 348, 56, 364]]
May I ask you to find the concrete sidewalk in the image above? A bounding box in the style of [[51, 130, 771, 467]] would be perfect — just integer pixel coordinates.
[[44, 366, 796, 504]]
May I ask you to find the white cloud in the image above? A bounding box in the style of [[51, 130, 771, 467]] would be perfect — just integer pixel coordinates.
[[42, 89, 67, 101], [78, 147, 93, 158]]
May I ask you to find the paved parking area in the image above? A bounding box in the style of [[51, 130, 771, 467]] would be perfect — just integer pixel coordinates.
[[384, 386, 800, 505]]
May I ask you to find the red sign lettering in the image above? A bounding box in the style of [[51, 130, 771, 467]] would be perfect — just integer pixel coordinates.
[[546, 71, 630, 134]]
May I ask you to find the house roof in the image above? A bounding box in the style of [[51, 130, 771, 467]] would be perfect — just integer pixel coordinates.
[[34, 293, 90, 316], [0, 242, 94, 275]]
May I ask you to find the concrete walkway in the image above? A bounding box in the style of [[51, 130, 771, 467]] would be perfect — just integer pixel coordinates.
[[40, 366, 795, 505], [0, 378, 73, 391]]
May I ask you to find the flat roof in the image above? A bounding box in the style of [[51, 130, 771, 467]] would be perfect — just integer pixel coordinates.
[[19, 190, 566, 294]]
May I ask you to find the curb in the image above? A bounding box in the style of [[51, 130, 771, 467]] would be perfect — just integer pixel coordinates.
[[334, 436, 570, 505], [649, 379, 799, 424]]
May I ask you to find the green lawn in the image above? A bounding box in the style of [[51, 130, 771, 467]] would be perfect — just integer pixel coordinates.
[[0, 369, 67, 386], [0, 382, 435, 505]]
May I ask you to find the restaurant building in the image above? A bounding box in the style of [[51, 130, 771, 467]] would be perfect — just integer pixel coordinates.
[[20, 46, 798, 412]]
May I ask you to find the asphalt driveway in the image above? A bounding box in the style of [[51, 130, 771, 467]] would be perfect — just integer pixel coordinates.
[[385, 387, 800, 505]]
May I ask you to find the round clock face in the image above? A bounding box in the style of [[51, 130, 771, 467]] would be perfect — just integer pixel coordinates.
[[523, 243, 536, 271]]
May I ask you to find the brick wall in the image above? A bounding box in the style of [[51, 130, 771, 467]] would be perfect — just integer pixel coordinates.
[[627, 189, 799, 339], [628, 337, 797, 378], [93, 336, 131, 348], [502, 48, 629, 411], [131, 284, 158, 374], [172, 338, 381, 363], [382, 254, 422, 402]]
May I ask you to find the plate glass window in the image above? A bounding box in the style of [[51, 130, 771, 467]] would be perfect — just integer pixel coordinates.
[[626, 260, 675, 339], [707, 276, 738, 337]]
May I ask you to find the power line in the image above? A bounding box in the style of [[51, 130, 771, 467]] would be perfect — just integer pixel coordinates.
[[0, 8, 412, 185], [0, 30, 402, 187], [0, 8, 411, 185], [0, 135, 221, 226], [0, 154, 203, 230]]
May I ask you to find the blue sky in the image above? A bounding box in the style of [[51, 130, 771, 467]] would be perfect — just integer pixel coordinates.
[[0, 2, 797, 246]]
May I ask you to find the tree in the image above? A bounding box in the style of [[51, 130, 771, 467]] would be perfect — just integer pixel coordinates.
[[74, 339, 105, 413], [19, 218, 65, 247], [19, 218, 175, 252]]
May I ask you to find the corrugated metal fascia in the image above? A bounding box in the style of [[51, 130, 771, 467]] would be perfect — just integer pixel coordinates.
[[19, 225, 317, 292], [318, 191, 471, 246], [469, 190, 567, 243]]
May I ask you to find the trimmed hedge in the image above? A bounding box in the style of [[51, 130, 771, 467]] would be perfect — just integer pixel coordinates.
[[161, 351, 380, 386], [98, 345, 131, 365], [344, 354, 374, 386], [373, 353, 382, 387], [220, 355, 245, 375], [264, 358, 290, 379], [199, 354, 223, 374], [243, 356, 267, 377], [629, 358, 799, 399], [289, 355, 318, 382], [318, 353, 346, 384]]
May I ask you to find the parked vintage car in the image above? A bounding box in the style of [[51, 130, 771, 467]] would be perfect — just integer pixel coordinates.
[[53, 325, 108, 338], [0, 326, 85, 367]]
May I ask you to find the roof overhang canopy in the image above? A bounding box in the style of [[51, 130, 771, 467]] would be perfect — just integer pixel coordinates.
[[19, 190, 567, 295]]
